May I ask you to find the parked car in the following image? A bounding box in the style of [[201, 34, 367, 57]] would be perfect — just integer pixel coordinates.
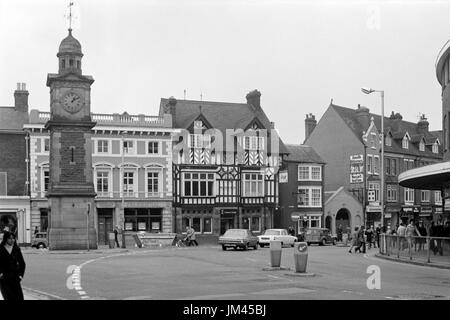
[[257, 229, 297, 248], [303, 228, 337, 246], [218, 229, 259, 251], [31, 232, 48, 249]]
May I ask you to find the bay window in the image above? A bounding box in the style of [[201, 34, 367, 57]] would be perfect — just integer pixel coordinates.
[[242, 173, 264, 197], [183, 173, 215, 197]]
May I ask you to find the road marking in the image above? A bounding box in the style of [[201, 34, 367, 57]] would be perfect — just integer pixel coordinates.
[[178, 293, 246, 300], [67, 249, 164, 299], [21, 286, 66, 300], [253, 287, 315, 295], [342, 290, 364, 295]]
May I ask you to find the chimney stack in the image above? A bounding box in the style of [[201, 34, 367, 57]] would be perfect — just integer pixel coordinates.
[[417, 114, 429, 134], [246, 89, 261, 110], [355, 104, 370, 130], [14, 82, 29, 112], [304, 113, 317, 141]]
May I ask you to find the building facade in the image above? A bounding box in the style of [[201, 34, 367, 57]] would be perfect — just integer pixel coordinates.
[[276, 144, 325, 234], [25, 110, 174, 245], [0, 84, 31, 244], [160, 90, 288, 238], [306, 103, 443, 232]]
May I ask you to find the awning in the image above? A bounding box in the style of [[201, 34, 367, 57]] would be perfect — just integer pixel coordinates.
[[398, 161, 450, 190]]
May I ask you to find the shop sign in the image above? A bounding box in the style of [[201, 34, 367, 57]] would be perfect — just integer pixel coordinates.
[[279, 171, 288, 183], [366, 205, 381, 212], [350, 154, 364, 184], [420, 207, 432, 213]]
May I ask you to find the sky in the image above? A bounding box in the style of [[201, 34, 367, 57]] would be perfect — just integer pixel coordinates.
[[1, 0, 450, 144]]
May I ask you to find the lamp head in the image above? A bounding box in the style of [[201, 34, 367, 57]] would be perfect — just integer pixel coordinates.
[[361, 87, 374, 94]]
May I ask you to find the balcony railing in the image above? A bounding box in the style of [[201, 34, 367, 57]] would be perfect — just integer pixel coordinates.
[[29, 110, 172, 128], [37, 190, 171, 199]]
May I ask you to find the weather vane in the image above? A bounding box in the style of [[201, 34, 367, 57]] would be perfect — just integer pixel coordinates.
[[68, 1, 74, 31]]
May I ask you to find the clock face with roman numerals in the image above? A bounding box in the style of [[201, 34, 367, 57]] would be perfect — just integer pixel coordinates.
[[62, 92, 84, 113]]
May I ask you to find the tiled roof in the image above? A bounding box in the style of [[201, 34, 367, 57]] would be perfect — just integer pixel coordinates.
[[0, 106, 29, 131], [330, 103, 442, 159], [284, 144, 325, 164], [159, 98, 289, 154]]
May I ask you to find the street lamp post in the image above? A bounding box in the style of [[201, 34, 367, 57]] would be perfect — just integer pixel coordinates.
[[361, 88, 385, 229], [120, 131, 127, 248]]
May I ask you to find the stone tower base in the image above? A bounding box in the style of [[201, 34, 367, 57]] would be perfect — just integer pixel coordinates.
[[48, 228, 98, 250]]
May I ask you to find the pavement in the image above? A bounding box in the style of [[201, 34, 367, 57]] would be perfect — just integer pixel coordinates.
[[18, 243, 450, 300]]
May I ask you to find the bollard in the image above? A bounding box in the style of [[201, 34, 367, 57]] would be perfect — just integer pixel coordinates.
[[270, 240, 282, 267], [294, 242, 308, 273]]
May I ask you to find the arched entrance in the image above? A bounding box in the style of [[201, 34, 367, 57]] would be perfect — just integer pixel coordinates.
[[336, 208, 351, 234], [325, 216, 332, 230]]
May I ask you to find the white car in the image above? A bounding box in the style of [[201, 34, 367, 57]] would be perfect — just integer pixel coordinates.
[[257, 229, 297, 248]]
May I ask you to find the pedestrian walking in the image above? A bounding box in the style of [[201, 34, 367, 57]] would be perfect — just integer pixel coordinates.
[[375, 224, 381, 249], [186, 226, 198, 246], [33, 226, 39, 236], [405, 219, 419, 251], [358, 226, 366, 253], [435, 221, 445, 256], [397, 222, 407, 250], [416, 221, 427, 251], [348, 226, 360, 253], [0, 231, 26, 300], [288, 226, 295, 237], [365, 226, 374, 250], [337, 224, 343, 242], [114, 225, 120, 248]]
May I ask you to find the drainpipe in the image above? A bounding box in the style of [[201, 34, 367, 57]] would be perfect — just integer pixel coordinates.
[[25, 129, 31, 243]]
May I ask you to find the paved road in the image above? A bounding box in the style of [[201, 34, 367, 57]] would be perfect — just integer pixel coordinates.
[[20, 245, 450, 300]]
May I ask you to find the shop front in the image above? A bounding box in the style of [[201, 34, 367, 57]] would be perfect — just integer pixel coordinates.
[[400, 205, 420, 224]]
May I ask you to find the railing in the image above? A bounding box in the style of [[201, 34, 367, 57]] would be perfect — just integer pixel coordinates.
[[38, 190, 172, 199], [29, 110, 171, 127], [379, 234, 450, 266]]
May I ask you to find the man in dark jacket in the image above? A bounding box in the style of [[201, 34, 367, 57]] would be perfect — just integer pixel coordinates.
[[0, 231, 26, 300]]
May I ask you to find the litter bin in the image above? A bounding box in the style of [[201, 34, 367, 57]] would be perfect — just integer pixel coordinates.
[[342, 233, 348, 246], [108, 232, 115, 248], [270, 240, 282, 267], [294, 242, 308, 273]]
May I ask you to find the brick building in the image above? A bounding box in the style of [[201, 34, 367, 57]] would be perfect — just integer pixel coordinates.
[[305, 102, 443, 232], [276, 144, 325, 234], [0, 83, 31, 244], [160, 90, 288, 239]]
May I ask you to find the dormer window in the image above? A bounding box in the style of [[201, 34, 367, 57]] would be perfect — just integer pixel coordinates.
[[69, 59, 74, 67], [77, 61, 81, 69], [61, 59, 65, 69], [385, 135, 392, 147], [433, 142, 439, 153], [402, 136, 409, 149], [419, 141, 425, 152]]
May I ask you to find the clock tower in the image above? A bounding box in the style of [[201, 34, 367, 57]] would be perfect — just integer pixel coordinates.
[[45, 28, 97, 250]]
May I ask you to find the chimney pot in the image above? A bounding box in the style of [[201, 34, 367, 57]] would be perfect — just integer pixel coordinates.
[[246, 89, 261, 109], [14, 82, 29, 112], [304, 113, 317, 142]]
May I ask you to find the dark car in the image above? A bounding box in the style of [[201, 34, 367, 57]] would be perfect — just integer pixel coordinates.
[[31, 232, 48, 248], [303, 228, 337, 246], [218, 229, 259, 251]]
